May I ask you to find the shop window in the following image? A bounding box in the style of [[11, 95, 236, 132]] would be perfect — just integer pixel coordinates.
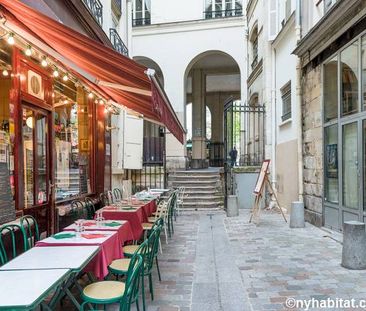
[[54, 81, 91, 201], [324, 125, 338, 204], [324, 56, 338, 122], [281, 82, 291, 122], [0, 42, 15, 208], [341, 41, 359, 117], [361, 35, 366, 111]]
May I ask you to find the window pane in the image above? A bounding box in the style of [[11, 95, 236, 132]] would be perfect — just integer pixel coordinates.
[[324, 57, 338, 122], [324, 125, 338, 203], [361, 35, 366, 110], [342, 122, 359, 209], [54, 82, 91, 200], [23, 108, 34, 207], [341, 42, 359, 116], [36, 114, 47, 204]]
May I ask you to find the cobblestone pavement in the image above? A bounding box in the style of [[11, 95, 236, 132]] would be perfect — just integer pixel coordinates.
[[61, 209, 366, 310]]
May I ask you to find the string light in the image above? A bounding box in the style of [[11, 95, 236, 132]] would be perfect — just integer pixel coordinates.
[[7, 33, 14, 45], [2, 69, 8, 77], [53, 67, 59, 78], [62, 74, 69, 82], [88, 92, 94, 99], [25, 45, 32, 56], [99, 99, 104, 105], [41, 56, 48, 67]]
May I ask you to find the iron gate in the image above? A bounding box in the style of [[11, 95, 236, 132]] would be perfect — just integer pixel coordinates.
[[223, 99, 265, 206]]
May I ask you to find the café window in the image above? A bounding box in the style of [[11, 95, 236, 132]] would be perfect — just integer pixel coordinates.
[[0, 42, 15, 207], [324, 56, 338, 122], [143, 121, 164, 165], [54, 81, 92, 201]]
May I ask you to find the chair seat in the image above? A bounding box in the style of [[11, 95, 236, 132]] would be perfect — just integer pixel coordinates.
[[142, 222, 154, 230], [147, 217, 156, 223], [124, 244, 151, 256], [83, 281, 125, 301], [109, 258, 131, 272]]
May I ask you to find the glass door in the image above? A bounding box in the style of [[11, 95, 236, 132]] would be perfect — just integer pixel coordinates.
[[22, 104, 52, 209]]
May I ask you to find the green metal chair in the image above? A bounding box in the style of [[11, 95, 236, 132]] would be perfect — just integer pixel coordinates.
[[113, 188, 123, 202], [84, 197, 96, 220], [167, 190, 178, 237], [20, 215, 40, 250], [99, 192, 110, 207], [80, 254, 143, 311], [70, 200, 87, 221], [107, 190, 114, 204], [0, 224, 25, 265], [123, 223, 163, 309]]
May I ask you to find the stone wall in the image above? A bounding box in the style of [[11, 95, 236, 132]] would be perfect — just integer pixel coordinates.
[[302, 65, 323, 227]]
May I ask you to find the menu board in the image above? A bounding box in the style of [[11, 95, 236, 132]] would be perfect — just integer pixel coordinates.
[[253, 160, 271, 195], [0, 162, 15, 223]]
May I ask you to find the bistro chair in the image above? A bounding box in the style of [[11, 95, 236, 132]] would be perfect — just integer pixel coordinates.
[[20, 215, 40, 250], [70, 200, 87, 221], [84, 197, 96, 220], [176, 186, 186, 216], [99, 192, 110, 207], [113, 188, 123, 202], [123, 222, 163, 305], [107, 190, 114, 204], [0, 224, 25, 265], [80, 254, 143, 311]]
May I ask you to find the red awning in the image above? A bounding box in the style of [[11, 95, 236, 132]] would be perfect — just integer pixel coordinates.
[[0, 0, 184, 143]]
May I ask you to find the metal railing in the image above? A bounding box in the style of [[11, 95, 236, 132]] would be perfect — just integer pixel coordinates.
[[82, 0, 103, 26], [208, 142, 225, 167], [109, 28, 129, 57], [204, 8, 243, 19], [132, 17, 151, 27]]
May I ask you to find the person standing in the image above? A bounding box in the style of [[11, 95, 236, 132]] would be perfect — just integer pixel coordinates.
[[229, 146, 238, 167]]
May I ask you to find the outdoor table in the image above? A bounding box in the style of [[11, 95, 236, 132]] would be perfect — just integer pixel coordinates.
[[36, 231, 122, 280], [115, 198, 157, 219], [0, 246, 99, 310], [63, 220, 134, 245], [101, 205, 144, 240], [0, 268, 70, 310]]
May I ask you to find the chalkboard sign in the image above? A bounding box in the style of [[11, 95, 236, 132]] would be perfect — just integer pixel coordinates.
[[0, 162, 15, 224], [253, 160, 270, 194]]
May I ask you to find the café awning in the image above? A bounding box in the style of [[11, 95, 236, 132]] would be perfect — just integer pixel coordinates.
[[0, 0, 184, 143]]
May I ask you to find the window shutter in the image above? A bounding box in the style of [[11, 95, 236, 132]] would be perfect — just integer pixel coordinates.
[[268, 0, 278, 41], [123, 113, 143, 169]]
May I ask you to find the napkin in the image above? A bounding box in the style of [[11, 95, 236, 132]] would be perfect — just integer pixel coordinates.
[[81, 233, 107, 239], [83, 222, 95, 227], [53, 233, 76, 239], [104, 222, 122, 227], [121, 207, 136, 211]]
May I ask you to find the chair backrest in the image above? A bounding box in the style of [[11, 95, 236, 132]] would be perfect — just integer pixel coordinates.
[[178, 186, 185, 201], [167, 190, 178, 216], [99, 192, 110, 207], [0, 224, 24, 265], [122, 254, 143, 311], [70, 200, 87, 221], [144, 225, 162, 273], [84, 197, 96, 220], [113, 188, 123, 202], [107, 190, 114, 204], [19, 215, 40, 250]]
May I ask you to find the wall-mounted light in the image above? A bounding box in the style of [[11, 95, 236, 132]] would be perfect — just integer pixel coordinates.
[[25, 45, 32, 56], [7, 33, 15, 45], [2, 69, 9, 77], [88, 92, 94, 99], [62, 74, 69, 82], [41, 56, 48, 67], [53, 67, 59, 78]]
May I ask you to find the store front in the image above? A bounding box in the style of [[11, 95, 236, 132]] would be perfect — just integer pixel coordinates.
[[323, 34, 366, 231]]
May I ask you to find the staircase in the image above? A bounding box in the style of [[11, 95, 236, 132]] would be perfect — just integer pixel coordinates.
[[168, 169, 224, 209]]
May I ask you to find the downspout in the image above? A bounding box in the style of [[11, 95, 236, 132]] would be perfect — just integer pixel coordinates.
[[295, 0, 304, 202], [271, 47, 277, 193]]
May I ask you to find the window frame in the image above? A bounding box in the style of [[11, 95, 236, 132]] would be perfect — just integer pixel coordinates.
[[281, 81, 292, 122]]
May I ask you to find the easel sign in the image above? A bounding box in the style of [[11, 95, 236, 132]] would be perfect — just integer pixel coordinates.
[[249, 159, 287, 224]]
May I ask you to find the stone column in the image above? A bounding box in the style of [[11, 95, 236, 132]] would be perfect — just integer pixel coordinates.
[[191, 69, 207, 169]]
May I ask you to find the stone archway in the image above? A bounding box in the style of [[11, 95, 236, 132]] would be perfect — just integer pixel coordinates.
[[133, 56, 165, 87]]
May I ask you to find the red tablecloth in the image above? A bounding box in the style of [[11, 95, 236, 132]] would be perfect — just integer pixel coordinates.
[[101, 206, 144, 240], [35, 231, 122, 280], [63, 221, 134, 245]]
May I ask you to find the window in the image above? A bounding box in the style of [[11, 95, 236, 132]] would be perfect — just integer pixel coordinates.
[[143, 121, 164, 165], [341, 42, 359, 116], [132, 0, 151, 26], [285, 0, 291, 21], [324, 0, 337, 13], [54, 81, 92, 201], [281, 82, 291, 122], [361, 35, 366, 110], [204, 0, 242, 19], [250, 25, 258, 70], [324, 125, 338, 203], [324, 56, 338, 122]]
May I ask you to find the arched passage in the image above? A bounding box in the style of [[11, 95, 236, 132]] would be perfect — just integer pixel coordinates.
[[184, 50, 241, 168]]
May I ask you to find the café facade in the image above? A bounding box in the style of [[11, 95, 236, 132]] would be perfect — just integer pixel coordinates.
[[0, 0, 184, 235]]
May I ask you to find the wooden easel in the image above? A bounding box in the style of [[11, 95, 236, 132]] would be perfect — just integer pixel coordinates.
[[249, 161, 287, 224]]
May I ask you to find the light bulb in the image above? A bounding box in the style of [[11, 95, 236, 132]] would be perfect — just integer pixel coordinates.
[[104, 107, 108, 114], [25, 45, 32, 56], [7, 33, 15, 45], [88, 92, 94, 99], [99, 99, 104, 105], [41, 57, 48, 67], [2, 69, 9, 77], [62, 74, 68, 82], [53, 68, 59, 78]]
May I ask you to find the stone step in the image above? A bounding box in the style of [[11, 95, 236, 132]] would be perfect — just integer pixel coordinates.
[[171, 180, 217, 185], [182, 202, 224, 209], [183, 197, 224, 205], [184, 191, 219, 197]]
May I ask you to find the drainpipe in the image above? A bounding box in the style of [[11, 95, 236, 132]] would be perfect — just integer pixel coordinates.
[[271, 47, 277, 192], [295, 0, 304, 202]]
